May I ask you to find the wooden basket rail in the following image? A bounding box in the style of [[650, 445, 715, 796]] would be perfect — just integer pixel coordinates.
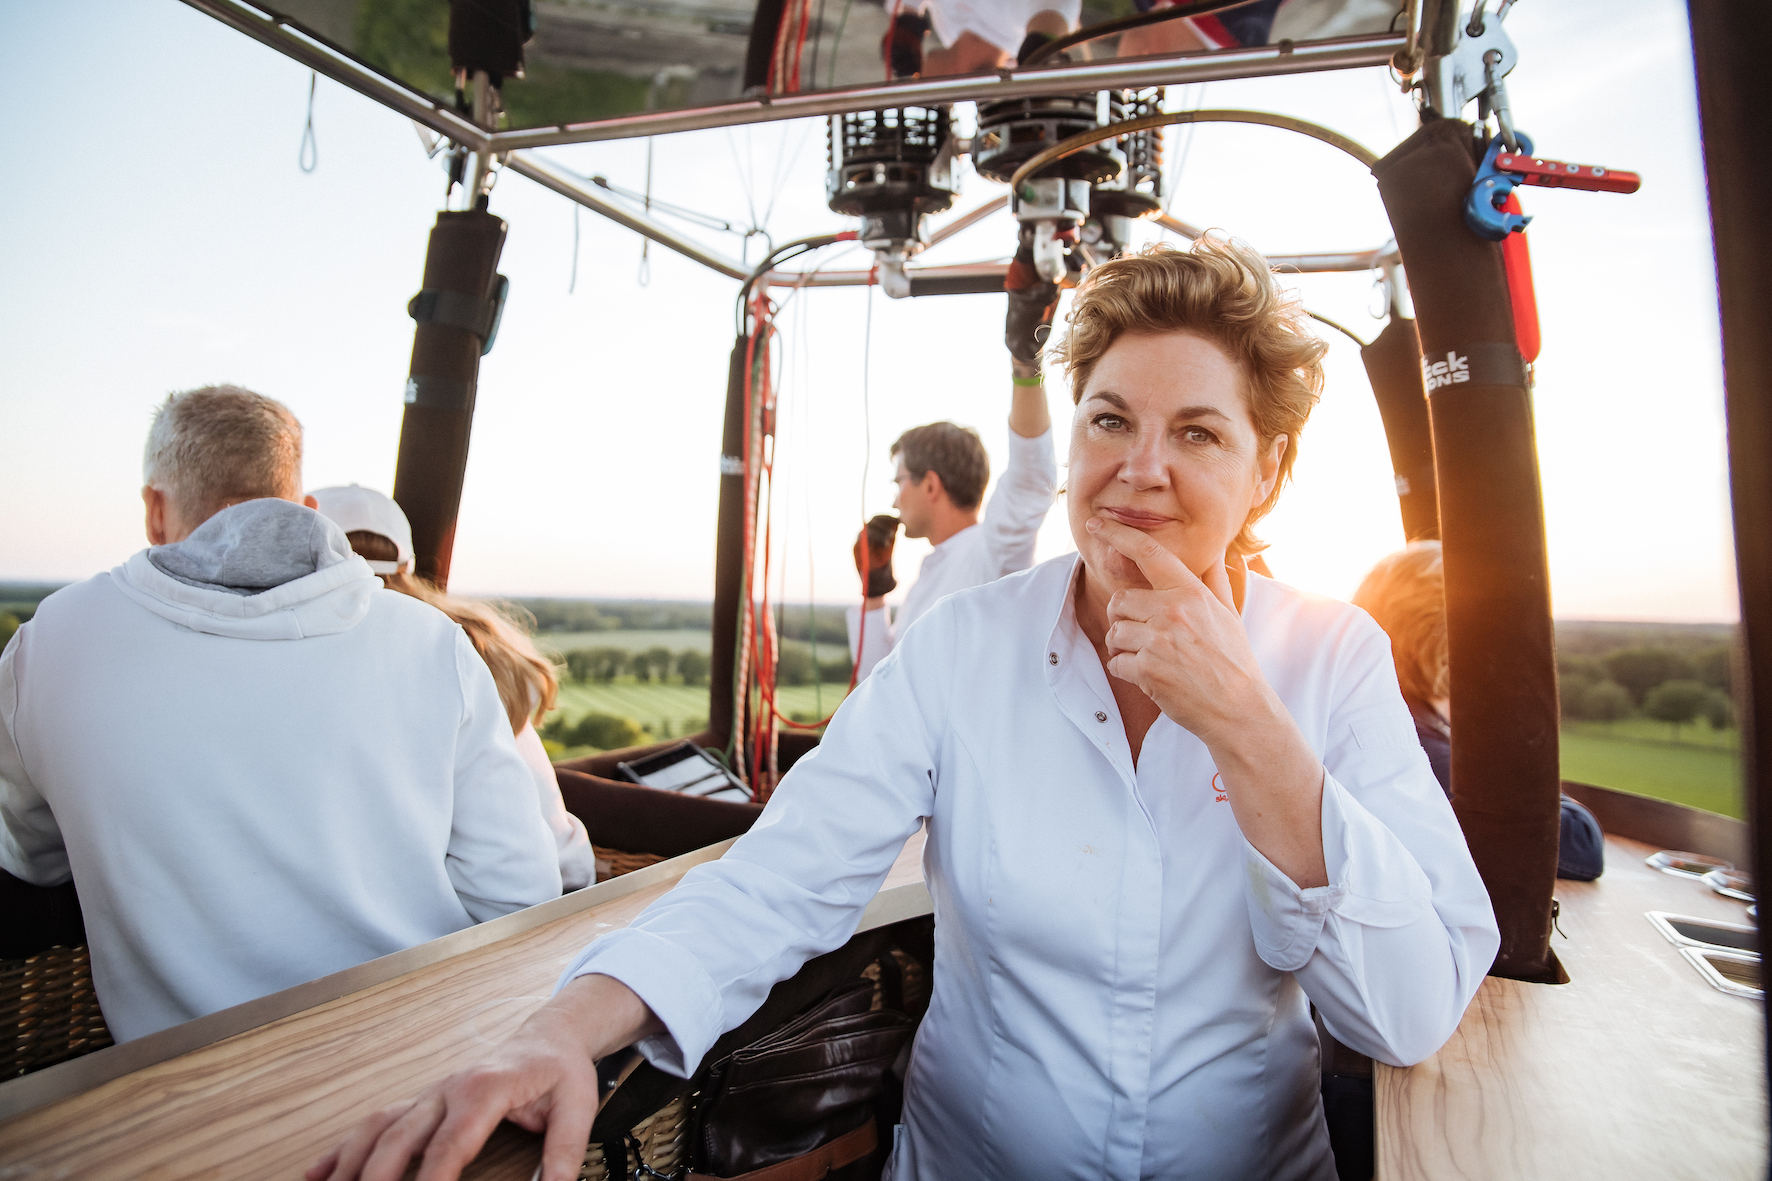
[[2, 761, 764, 1083]]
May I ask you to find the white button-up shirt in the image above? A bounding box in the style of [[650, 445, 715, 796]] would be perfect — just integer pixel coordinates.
[[565, 554, 1499, 1180], [847, 426, 1057, 680]]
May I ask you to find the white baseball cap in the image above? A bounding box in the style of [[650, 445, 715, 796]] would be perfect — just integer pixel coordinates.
[[309, 484, 414, 575]]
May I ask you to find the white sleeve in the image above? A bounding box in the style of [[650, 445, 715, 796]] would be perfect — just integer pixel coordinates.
[[845, 604, 894, 682], [556, 607, 952, 1077], [977, 428, 1057, 578], [445, 633, 564, 919], [515, 722, 598, 892], [1240, 623, 1499, 1067], [0, 627, 70, 886]]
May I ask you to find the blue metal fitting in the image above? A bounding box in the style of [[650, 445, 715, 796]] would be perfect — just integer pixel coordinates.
[[1464, 132, 1535, 241]]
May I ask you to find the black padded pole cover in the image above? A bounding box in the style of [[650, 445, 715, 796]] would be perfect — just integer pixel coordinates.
[[705, 337, 751, 754], [1373, 119, 1562, 983], [392, 210, 507, 589], [1688, 0, 1772, 1096], [1361, 315, 1440, 541]]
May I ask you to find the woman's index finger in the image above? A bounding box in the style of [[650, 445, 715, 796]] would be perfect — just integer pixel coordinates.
[[1087, 517, 1197, 591]]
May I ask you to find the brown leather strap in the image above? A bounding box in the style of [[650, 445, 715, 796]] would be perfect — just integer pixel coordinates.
[[685, 1120, 878, 1181]]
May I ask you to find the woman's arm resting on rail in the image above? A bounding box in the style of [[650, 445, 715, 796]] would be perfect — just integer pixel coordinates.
[[556, 619, 948, 1078], [1088, 516, 1328, 886], [1254, 626, 1498, 1066], [308, 973, 661, 1181], [1086, 518, 1494, 1064]]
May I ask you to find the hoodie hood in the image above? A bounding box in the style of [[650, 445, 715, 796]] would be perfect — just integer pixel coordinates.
[[112, 499, 380, 639]]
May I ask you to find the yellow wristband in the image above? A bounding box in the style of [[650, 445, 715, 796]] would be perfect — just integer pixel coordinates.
[[1012, 374, 1045, 386]]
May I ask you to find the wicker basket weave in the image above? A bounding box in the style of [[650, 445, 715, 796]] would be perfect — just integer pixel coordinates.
[[1, 944, 113, 1079], [593, 846, 667, 883], [580, 1092, 691, 1180]]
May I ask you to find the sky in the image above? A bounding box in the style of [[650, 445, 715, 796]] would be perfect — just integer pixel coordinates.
[[0, 0, 1737, 621]]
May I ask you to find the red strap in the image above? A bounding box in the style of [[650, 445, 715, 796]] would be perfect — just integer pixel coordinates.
[[685, 1120, 878, 1181]]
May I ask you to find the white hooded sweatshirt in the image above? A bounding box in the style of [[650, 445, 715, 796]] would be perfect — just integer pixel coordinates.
[[0, 500, 562, 1042]]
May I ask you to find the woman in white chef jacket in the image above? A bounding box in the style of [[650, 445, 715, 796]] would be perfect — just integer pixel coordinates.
[[314, 238, 1499, 1181]]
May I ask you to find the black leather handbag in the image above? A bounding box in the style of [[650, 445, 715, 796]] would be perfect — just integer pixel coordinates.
[[688, 977, 914, 1180]]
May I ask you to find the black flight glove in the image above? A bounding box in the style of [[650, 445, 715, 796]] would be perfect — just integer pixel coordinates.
[[854, 514, 901, 598], [1005, 226, 1062, 367]]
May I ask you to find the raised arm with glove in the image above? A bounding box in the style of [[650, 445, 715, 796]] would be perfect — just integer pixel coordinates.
[[853, 514, 901, 608], [843, 233, 1059, 681]]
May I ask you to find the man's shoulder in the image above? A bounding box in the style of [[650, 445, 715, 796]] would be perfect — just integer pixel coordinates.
[[23, 571, 133, 629], [359, 587, 470, 646]]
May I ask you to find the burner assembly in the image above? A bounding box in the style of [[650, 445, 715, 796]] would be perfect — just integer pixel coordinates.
[[826, 107, 960, 296], [826, 91, 1167, 293]]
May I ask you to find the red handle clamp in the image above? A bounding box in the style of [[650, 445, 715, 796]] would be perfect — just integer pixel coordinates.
[[1494, 152, 1642, 194]]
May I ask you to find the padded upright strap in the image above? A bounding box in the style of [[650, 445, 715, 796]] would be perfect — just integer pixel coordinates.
[[686, 1120, 877, 1181]]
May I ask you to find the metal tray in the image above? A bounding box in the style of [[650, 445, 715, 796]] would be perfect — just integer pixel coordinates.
[[1646, 849, 1735, 879], [1680, 947, 1763, 999], [1646, 911, 1758, 955]]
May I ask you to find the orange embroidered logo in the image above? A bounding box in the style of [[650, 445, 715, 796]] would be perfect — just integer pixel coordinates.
[[1211, 772, 1228, 803]]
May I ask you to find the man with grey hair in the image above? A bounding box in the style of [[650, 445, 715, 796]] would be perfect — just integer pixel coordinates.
[[0, 385, 561, 1042]]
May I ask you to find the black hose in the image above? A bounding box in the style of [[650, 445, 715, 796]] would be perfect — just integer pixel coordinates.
[[1019, 0, 1273, 67], [735, 233, 851, 331]]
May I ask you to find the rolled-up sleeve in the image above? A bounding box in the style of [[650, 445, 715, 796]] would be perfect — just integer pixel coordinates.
[[1241, 623, 1499, 1067], [978, 428, 1057, 576], [559, 612, 950, 1077]]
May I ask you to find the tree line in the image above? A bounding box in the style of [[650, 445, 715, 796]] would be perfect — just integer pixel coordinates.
[[508, 597, 852, 646], [559, 644, 852, 687], [1559, 644, 1734, 736]]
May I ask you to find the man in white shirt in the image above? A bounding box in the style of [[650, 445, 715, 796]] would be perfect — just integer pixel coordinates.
[[847, 245, 1061, 680], [0, 386, 560, 1041]]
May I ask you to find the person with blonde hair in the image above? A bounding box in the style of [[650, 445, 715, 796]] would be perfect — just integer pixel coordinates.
[[1352, 541, 1453, 792], [315, 239, 1496, 1181], [310, 485, 595, 891], [1352, 541, 1604, 877], [0, 386, 561, 1043]]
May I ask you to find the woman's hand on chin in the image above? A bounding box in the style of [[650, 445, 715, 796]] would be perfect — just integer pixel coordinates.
[[1086, 516, 1329, 887], [1086, 515, 1261, 740], [307, 974, 658, 1181]]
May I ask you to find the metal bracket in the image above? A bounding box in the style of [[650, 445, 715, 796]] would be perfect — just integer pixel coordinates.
[[1012, 178, 1090, 283], [1422, 14, 1516, 118]]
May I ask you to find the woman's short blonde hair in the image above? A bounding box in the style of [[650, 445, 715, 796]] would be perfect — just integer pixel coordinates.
[[1051, 236, 1327, 554], [1351, 541, 1450, 705], [347, 531, 558, 735]]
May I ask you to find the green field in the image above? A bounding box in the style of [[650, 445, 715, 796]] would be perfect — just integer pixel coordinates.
[[554, 680, 852, 735], [1559, 726, 1743, 819]]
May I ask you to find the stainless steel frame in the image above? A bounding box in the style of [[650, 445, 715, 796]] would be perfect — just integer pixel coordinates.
[[178, 0, 1400, 152], [178, 0, 490, 153], [492, 35, 1403, 150], [179, 0, 1408, 288]]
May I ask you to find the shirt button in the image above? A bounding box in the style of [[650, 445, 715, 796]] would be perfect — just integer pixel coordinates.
[[1095, 711, 1108, 722], [1049, 652, 1059, 665]]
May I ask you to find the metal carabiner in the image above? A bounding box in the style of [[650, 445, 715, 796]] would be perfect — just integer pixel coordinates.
[[1464, 132, 1536, 241]]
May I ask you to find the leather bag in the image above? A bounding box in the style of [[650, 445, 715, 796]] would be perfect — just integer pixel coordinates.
[[691, 978, 914, 1179]]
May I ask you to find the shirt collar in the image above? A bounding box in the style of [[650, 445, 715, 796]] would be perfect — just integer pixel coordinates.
[[1046, 549, 1251, 654]]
